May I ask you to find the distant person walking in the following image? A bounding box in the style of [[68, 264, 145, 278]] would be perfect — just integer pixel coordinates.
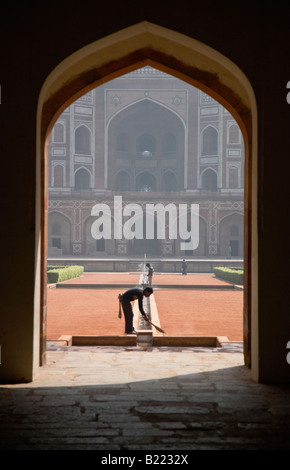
[[146, 263, 154, 287], [118, 287, 153, 334], [182, 259, 187, 275]]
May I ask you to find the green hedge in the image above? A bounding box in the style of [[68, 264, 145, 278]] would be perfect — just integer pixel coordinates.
[[47, 265, 84, 283], [47, 265, 67, 271], [213, 267, 244, 285]]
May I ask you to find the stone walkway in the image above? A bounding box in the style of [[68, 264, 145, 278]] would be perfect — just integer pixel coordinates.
[[1, 343, 290, 451]]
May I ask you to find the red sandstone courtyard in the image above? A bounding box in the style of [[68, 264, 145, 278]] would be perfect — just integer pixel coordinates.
[[46, 272, 243, 342]]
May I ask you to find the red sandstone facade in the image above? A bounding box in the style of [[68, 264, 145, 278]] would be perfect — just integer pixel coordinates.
[[48, 66, 244, 259]]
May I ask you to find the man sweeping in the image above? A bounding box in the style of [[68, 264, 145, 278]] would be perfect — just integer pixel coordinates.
[[118, 287, 153, 334]]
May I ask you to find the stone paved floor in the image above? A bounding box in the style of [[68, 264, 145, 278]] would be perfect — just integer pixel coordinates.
[[1, 342, 290, 451]]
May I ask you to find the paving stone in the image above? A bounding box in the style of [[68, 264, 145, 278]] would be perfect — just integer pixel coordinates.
[[97, 413, 141, 423], [1, 345, 290, 450], [158, 421, 187, 429], [122, 428, 174, 437]]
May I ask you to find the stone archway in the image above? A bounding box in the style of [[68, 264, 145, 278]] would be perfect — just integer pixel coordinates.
[[36, 21, 258, 377]]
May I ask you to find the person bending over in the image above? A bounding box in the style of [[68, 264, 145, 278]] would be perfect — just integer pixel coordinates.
[[118, 287, 153, 334]]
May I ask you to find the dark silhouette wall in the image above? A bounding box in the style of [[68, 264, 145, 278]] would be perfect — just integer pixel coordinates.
[[1, 1, 290, 383]]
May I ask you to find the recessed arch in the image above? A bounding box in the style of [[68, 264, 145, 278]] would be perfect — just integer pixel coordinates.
[[106, 96, 186, 189], [51, 162, 66, 187], [201, 125, 218, 156], [74, 166, 92, 190], [84, 214, 112, 255], [219, 212, 244, 258], [136, 170, 156, 192], [200, 167, 218, 192], [107, 95, 187, 127], [228, 122, 241, 144], [36, 21, 258, 378], [74, 124, 92, 155], [53, 121, 65, 143], [47, 211, 71, 255], [136, 133, 157, 155]]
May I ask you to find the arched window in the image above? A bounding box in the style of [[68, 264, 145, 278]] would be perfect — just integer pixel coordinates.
[[136, 133, 156, 156], [48, 213, 71, 254], [54, 122, 64, 143], [75, 125, 91, 155], [53, 165, 64, 187], [202, 126, 218, 156], [136, 172, 156, 192], [201, 168, 217, 192], [229, 124, 240, 143], [229, 166, 239, 188], [74, 168, 91, 190]]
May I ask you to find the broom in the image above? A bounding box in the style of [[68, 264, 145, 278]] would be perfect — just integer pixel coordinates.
[[118, 294, 165, 334], [146, 319, 165, 334]]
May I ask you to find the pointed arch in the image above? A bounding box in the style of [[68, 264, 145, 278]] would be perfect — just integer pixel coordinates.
[[53, 121, 65, 143], [219, 212, 244, 258], [47, 211, 71, 255], [136, 171, 156, 192], [106, 96, 186, 189], [74, 167, 91, 190], [75, 124, 92, 155], [201, 125, 218, 156], [37, 21, 258, 378], [136, 133, 156, 155], [51, 162, 65, 187], [201, 167, 218, 192]]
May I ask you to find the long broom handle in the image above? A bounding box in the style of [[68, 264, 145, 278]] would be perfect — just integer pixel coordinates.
[[118, 294, 164, 333]]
